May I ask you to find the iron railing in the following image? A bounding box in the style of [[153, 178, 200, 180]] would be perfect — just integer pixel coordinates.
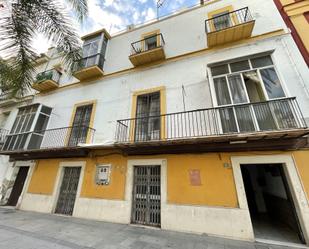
[[115, 97, 307, 143], [2, 125, 95, 152], [205, 7, 254, 33], [35, 69, 61, 84], [0, 129, 9, 145], [130, 33, 165, 55], [73, 53, 105, 72]]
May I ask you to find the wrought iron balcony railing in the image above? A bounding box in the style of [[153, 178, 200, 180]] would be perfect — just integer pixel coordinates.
[[73, 53, 105, 72], [0, 129, 9, 145], [35, 69, 61, 84], [130, 33, 165, 55], [205, 7, 254, 33], [2, 126, 95, 152], [116, 97, 307, 143]]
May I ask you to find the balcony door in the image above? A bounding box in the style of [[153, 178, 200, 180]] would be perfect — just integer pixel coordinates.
[[211, 55, 297, 134], [135, 92, 161, 142], [68, 104, 93, 146]]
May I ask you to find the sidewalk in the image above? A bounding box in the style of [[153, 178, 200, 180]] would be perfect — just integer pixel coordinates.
[[0, 207, 306, 249]]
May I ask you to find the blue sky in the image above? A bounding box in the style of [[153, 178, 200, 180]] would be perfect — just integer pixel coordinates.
[[83, 0, 198, 34], [33, 0, 198, 53]]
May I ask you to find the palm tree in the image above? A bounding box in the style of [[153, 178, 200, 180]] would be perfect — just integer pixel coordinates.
[[0, 0, 88, 96]]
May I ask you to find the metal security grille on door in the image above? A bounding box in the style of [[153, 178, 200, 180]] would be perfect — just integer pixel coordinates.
[[132, 166, 161, 227], [55, 167, 81, 216]]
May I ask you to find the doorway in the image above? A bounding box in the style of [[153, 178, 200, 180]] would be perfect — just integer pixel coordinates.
[[241, 164, 305, 244], [131, 165, 161, 227], [55, 167, 81, 216], [7, 167, 29, 206]]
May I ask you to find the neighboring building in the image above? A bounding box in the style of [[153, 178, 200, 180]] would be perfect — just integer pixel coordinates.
[[273, 0, 309, 66], [1, 0, 309, 246]]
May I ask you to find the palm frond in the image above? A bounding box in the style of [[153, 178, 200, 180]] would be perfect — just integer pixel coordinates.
[[0, 3, 37, 96], [32, 0, 82, 71], [0, 0, 88, 96], [65, 0, 88, 22]]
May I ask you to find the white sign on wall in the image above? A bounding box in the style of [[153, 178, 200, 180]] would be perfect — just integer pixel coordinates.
[[95, 164, 111, 185]]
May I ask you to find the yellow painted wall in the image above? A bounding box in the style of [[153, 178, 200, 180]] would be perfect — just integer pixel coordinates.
[[80, 155, 127, 200], [166, 154, 238, 207], [26, 150, 309, 208], [28, 159, 60, 195], [280, 0, 309, 53], [293, 151, 309, 199], [291, 15, 309, 52]]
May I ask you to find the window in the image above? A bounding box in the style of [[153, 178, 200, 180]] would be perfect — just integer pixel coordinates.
[[81, 33, 108, 69], [135, 92, 161, 141], [68, 104, 93, 146], [211, 55, 285, 104], [212, 11, 232, 31], [2, 104, 52, 151], [210, 55, 288, 133]]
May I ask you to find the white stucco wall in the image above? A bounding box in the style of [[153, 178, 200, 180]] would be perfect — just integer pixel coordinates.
[[28, 34, 309, 144]]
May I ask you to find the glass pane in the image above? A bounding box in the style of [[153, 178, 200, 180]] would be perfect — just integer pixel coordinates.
[[260, 68, 285, 99], [89, 41, 99, 55], [228, 74, 248, 104], [235, 106, 256, 132], [82, 44, 91, 57], [41, 106, 52, 115], [34, 114, 49, 133], [251, 56, 273, 68], [211, 64, 229, 76], [214, 77, 231, 106], [230, 60, 250, 72], [25, 113, 36, 131], [135, 92, 160, 141], [27, 134, 43, 150], [219, 107, 238, 133]]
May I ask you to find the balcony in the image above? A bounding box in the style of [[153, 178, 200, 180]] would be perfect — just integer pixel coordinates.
[[129, 33, 166, 67], [116, 98, 307, 144], [1, 125, 95, 153], [32, 69, 61, 92], [205, 7, 255, 47], [73, 54, 104, 81]]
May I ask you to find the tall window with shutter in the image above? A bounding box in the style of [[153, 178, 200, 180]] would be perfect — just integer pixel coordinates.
[[135, 92, 161, 141], [68, 104, 93, 146]]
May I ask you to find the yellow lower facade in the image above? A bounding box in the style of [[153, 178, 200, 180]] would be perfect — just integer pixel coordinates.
[[22, 150, 309, 242], [27, 150, 309, 207]]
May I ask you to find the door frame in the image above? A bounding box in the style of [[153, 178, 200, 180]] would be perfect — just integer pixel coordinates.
[[125, 159, 167, 227], [231, 155, 309, 244], [51, 161, 86, 216], [10, 161, 35, 209]]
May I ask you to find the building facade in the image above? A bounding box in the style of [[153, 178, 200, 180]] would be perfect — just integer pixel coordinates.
[[1, 0, 309, 246], [273, 0, 309, 66]]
